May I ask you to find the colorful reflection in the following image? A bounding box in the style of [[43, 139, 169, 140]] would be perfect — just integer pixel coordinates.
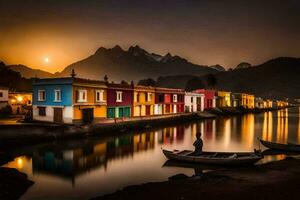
[[2, 107, 300, 200]]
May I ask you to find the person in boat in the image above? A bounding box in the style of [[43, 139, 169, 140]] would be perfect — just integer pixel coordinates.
[[193, 132, 203, 156]]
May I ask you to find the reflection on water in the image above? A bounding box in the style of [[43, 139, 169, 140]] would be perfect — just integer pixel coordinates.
[[3, 107, 300, 200]]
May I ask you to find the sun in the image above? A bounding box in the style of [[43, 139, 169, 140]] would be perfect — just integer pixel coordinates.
[[44, 57, 50, 63]]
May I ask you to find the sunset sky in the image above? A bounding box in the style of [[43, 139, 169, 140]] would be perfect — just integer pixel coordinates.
[[0, 0, 299, 73]]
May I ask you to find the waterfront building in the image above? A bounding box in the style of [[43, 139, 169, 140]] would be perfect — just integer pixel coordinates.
[[232, 93, 255, 108], [265, 99, 273, 108], [154, 87, 184, 115], [217, 91, 231, 107], [0, 86, 9, 109], [255, 97, 264, 109], [194, 89, 216, 110], [8, 92, 32, 114], [32, 77, 107, 124], [107, 82, 133, 118], [184, 92, 205, 112], [133, 85, 155, 117]]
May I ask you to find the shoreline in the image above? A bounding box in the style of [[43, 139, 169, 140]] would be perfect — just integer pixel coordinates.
[[91, 157, 300, 200], [0, 107, 292, 151]]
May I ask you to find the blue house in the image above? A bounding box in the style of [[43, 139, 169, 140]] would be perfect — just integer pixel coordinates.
[[32, 77, 108, 124], [32, 78, 73, 123]]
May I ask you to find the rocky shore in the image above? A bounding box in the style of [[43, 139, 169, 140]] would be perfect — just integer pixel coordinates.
[[0, 167, 33, 200], [91, 157, 300, 200]]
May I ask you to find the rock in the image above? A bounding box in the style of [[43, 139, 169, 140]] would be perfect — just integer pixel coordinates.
[[0, 167, 34, 200], [168, 173, 189, 181]]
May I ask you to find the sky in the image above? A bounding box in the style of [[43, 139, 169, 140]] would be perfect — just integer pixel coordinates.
[[0, 0, 299, 73]]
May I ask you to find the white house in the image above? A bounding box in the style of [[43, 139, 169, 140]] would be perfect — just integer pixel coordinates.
[[0, 86, 9, 109], [184, 92, 205, 112]]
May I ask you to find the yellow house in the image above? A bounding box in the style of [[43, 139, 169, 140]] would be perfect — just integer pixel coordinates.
[[133, 85, 155, 117], [264, 99, 273, 108], [242, 94, 255, 109], [73, 78, 107, 123], [217, 91, 231, 107]]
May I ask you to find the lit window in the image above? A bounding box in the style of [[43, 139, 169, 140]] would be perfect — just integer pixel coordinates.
[[54, 90, 61, 102], [76, 90, 87, 102], [173, 94, 177, 102], [95, 90, 104, 102], [38, 90, 46, 101], [147, 93, 152, 102], [116, 91, 123, 102]]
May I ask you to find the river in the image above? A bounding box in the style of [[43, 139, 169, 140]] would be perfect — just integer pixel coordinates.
[[3, 107, 300, 200]]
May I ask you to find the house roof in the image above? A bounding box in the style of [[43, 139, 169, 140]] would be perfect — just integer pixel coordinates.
[[155, 87, 185, 94]]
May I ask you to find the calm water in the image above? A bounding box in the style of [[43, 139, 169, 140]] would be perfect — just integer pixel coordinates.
[[3, 107, 300, 200]]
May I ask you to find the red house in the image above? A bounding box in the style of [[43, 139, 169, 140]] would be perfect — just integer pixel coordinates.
[[194, 89, 216, 109], [107, 83, 133, 118], [154, 87, 185, 115]]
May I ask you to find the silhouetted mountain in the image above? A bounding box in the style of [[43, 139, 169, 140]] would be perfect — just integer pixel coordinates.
[[58, 45, 218, 81], [209, 64, 226, 71], [235, 62, 252, 69], [214, 57, 300, 100], [0, 62, 32, 91], [142, 57, 300, 101], [8, 64, 55, 78]]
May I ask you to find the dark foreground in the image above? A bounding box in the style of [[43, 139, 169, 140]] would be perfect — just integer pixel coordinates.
[[0, 167, 33, 200], [91, 157, 300, 200]]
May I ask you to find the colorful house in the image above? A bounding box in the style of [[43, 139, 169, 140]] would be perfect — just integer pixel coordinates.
[[231, 93, 254, 108], [154, 87, 184, 115], [133, 85, 155, 117], [0, 86, 9, 109], [9, 92, 32, 114], [184, 92, 205, 112], [255, 97, 264, 109], [217, 91, 231, 107], [265, 100, 273, 108], [194, 89, 216, 110], [107, 83, 133, 118], [33, 77, 107, 124]]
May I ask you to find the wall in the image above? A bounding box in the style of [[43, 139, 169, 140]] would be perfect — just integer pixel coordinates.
[[33, 84, 73, 106], [0, 89, 9, 102], [32, 105, 73, 123], [107, 88, 133, 106]]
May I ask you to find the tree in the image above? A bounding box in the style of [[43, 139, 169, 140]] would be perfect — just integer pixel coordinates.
[[138, 78, 156, 86], [205, 74, 217, 89], [185, 77, 205, 91]]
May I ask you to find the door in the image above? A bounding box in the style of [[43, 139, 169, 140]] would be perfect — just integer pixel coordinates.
[[118, 107, 124, 118], [165, 104, 170, 113], [107, 108, 115, 118], [53, 107, 63, 123], [124, 107, 131, 117], [146, 105, 151, 116], [82, 108, 94, 124]]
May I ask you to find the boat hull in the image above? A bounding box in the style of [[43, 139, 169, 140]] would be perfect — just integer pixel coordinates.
[[260, 139, 300, 152], [162, 149, 262, 166]]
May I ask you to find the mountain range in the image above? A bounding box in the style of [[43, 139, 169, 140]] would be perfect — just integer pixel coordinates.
[[1, 46, 299, 101], [140, 57, 300, 101]]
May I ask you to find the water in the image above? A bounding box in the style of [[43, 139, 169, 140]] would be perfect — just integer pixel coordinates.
[[3, 107, 300, 200]]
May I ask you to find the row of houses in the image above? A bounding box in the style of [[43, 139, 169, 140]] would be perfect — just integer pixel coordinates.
[[27, 77, 288, 124]]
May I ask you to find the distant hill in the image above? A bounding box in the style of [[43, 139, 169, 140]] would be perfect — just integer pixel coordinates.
[[58, 45, 218, 82], [235, 62, 252, 70], [141, 57, 300, 101], [8, 64, 55, 78], [209, 64, 226, 72], [0, 62, 32, 92]]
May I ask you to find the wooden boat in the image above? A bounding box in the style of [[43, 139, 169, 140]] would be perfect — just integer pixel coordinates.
[[162, 149, 262, 166], [259, 139, 300, 152]]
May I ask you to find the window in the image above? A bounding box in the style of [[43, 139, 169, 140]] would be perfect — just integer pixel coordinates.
[[147, 93, 152, 102], [191, 97, 193, 103], [38, 107, 46, 116], [173, 94, 178, 102], [116, 91, 122, 102], [54, 90, 61, 102], [0, 92, 3, 97], [158, 94, 164, 102], [95, 90, 104, 102], [38, 90, 46, 101], [76, 90, 87, 102]]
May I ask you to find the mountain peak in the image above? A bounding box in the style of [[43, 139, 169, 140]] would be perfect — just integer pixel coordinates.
[[112, 45, 123, 51], [128, 45, 148, 56]]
